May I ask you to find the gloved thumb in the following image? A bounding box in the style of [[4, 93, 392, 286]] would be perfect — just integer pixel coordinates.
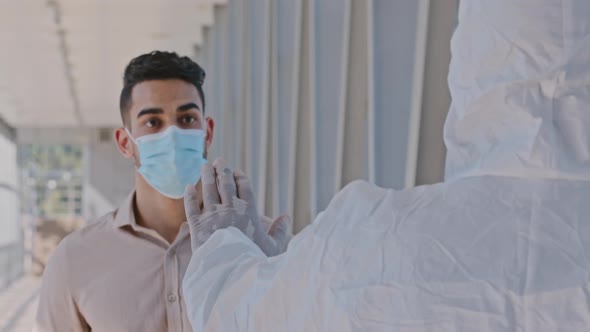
[[267, 215, 292, 241], [184, 184, 201, 225]]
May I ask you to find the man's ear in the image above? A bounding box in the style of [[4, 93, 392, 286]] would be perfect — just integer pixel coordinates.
[[205, 116, 215, 148], [115, 127, 135, 159]]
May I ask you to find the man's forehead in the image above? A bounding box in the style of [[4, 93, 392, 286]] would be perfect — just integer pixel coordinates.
[[130, 79, 203, 110]]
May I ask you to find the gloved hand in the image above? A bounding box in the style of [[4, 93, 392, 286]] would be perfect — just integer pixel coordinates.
[[185, 158, 292, 256]]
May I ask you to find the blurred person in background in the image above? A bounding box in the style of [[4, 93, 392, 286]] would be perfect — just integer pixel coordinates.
[[35, 51, 290, 332]]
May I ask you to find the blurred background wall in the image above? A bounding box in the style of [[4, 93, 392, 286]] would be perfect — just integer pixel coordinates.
[[0, 0, 457, 290], [199, 0, 458, 231]]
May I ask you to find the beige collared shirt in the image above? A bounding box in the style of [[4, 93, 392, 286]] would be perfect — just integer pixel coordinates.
[[35, 192, 193, 332]]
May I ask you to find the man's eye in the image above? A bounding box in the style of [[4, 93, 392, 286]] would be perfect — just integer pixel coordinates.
[[181, 116, 195, 124], [146, 119, 160, 128]]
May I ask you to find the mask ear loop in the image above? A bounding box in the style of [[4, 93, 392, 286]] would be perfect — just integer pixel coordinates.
[[125, 127, 138, 145], [125, 127, 141, 171]]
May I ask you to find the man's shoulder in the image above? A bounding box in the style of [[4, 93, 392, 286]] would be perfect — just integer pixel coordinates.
[[67, 210, 119, 242], [50, 209, 121, 262]]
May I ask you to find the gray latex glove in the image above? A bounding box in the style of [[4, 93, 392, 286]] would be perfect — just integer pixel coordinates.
[[185, 158, 292, 256]]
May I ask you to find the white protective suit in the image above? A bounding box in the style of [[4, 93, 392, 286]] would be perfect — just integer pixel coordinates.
[[182, 0, 590, 330]]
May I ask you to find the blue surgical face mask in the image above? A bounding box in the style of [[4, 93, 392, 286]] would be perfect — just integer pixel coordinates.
[[126, 126, 208, 199]]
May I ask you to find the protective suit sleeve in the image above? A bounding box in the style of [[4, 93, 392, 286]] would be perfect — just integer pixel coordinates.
[[182, 180, 383, 331], [182, 227, 270, 331]]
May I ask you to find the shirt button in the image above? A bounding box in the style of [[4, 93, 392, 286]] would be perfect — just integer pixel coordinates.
[[168, 294, 177, 302], [168, 249, 176, 257]]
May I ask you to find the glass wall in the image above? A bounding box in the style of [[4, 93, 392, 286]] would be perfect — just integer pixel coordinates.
[[18, 144, 85, 276], [0, 125, 21, 290]]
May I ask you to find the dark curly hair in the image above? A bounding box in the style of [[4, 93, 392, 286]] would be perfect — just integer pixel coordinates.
[[119, 51, 206, 126]]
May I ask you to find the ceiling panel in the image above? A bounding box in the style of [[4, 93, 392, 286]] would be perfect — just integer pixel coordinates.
[[0, 0, 77, 127], [0, 0, 220, 128], [60, 0, 216, 127]]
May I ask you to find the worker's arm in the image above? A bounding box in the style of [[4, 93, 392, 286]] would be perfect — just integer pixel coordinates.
[[34, 238, 90, 332], [182, 159, 299, 331], [182, 158, 380, 331], [182, 227, 274, 331]]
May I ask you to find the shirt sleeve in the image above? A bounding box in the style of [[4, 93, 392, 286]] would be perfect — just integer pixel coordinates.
[[34, 237, 90, 332]]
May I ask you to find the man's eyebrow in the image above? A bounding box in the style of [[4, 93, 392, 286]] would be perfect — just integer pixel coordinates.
[[177, 103, 200, 112], [137, 108, 164, 118]]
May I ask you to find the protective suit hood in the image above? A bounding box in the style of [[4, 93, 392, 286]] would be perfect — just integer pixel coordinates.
[[444, 0, 590, 182]]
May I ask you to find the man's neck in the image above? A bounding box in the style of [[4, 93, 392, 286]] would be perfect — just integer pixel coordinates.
[[133, 173, 188, 244]]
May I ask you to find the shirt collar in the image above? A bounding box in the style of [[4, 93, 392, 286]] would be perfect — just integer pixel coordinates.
[[112, 191, 138, 229], [111, 190, 191, 246]]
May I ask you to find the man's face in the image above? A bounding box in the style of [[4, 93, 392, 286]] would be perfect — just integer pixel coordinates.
[[115, 79, 214, 166]]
